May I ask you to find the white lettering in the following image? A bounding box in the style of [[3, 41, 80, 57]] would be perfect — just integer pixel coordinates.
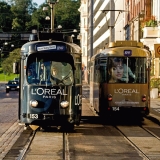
[[114, 88, 139, 95], [37, 88, 44, 95], [115, 101, 139, 104], [51, 89, 56, 95], [31, 89, 36, 95], [62, 89, 67, 95], [56, 89, 62, 95], [45, 89, 50, 95], [75, 94, 82, 105], [37, 45, 56, 51], [31, 88, 68, 96]]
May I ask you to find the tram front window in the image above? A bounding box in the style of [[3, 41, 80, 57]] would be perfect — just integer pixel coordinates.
[[27, 55, 74, 85], [107, 57, 147, 83]]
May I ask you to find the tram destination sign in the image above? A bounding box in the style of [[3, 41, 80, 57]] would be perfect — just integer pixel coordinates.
[[37, 45, 66, 52], [124, 50, 132, 56]]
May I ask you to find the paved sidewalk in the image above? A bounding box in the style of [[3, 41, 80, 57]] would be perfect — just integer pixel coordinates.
[[150, 98, 160, 121]]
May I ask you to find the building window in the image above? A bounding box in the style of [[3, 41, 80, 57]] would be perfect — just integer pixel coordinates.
[[125, 25, 130, 40], [83, 47, 85, 56]]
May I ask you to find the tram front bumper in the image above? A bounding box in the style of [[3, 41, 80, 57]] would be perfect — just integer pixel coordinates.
[[106, 106, 149, 115], [22, 113, 74, 125]]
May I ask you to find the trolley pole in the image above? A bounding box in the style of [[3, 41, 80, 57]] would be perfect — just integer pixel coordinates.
[[50, 3, 55, 32]]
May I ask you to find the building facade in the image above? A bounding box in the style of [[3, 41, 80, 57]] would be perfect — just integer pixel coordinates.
[[79, 0, 160, 82]]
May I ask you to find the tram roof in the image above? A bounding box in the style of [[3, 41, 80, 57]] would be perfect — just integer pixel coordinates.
[[21, 40, 81, 55], [91, 41, 150, 60], [107, 40, 144, 48]]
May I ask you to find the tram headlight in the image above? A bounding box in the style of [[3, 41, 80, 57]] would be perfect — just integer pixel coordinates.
[[6, 86, 10, 88], [60, 100, 69, 108], [30, 100, 38, 107]]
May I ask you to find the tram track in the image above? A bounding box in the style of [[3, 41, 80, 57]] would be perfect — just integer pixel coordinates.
[[14, 127, 70, 160], [3, 116, 160, 159], [102, 118, 160, 160], [2, 90, 160, 160], [114, 126, 150, 160], [84, 91, 160, 159], [16, 130, 36, 160]]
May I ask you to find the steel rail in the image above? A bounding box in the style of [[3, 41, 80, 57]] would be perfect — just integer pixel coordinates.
[[16, 130, 36, 160]]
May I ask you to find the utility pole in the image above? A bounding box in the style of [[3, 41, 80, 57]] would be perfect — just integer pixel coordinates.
[[46, 0, 59, 33]]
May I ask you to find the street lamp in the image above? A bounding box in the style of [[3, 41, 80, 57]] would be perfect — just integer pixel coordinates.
[[0, 42, 8, 67], [45, 16, 50, 20], [46, 0, 59, 32]]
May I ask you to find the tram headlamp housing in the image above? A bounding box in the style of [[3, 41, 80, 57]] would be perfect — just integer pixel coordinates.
[[60, 100, 69, 108], [30, 100, 38, 107]]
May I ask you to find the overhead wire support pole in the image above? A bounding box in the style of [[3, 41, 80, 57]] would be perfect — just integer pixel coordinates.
[[100, 10, 129, 28], [47, 0, 59, 33], [100, 10, 129, 12]]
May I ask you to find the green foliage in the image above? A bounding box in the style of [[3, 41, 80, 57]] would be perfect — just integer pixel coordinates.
[[0, 72, 18, 82], [0, 0, 80, 32], [30, 4, 50, 31], [1, 48, 21, 75], [145, 19, 157, 27], [150, 78, 160, 88], [55, 0, 80, 29], [141, 15, 158, 28], [0, 0, 80, 76], [0, 1, 13, 32], [10, 0, 37, 31]]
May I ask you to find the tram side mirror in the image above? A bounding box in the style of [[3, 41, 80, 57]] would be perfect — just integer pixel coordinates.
[[13, 62, 20, 74]]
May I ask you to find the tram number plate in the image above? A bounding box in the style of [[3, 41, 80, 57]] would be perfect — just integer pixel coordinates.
[[112, 107, 119, 111], [29, 114, 38, 119]]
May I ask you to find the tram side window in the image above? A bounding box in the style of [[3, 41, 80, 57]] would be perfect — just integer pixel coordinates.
[[107, 57, 138, 83], [75, 63, 81, 84], [94, 65, 101, 83], [134, 58, 147, 83], [108, 58, 124, 83], [90, 66, 93, 82], [107, 57, 147, 84], [100, 66, 107, 83]]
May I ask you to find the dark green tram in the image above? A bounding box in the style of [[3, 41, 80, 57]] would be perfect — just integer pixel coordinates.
[[14, 32, 82, 130]]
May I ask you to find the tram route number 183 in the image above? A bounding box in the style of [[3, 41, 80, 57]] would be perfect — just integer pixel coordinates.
[[29, 114, 38, 119]]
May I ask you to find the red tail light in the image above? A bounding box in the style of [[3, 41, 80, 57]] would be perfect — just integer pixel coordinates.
[[143, 107, 147, 111], [108, 94, 112, 101], [142, 95, 146, 102]]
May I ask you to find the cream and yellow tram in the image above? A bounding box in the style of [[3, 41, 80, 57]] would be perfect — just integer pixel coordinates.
[[90, 41, 151, 118]]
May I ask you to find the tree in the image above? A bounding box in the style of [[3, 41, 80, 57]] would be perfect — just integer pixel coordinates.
[[10, 0, 37, 32], [2, 48, 21, 75], [55, 0, 80, 29], [0, 1, 13, 32], [30, 3, 50, 32]]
